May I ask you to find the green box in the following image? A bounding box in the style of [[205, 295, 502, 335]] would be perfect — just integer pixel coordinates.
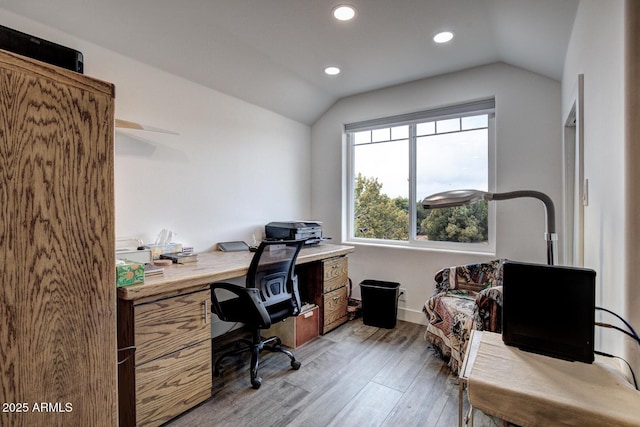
[[116, 260, 145, 287]]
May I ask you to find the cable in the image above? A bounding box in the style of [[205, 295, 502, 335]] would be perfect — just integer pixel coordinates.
[[592, 308, 640, 391], [595, 306, 639, 340], [117, 345, 137, 365], [594, 350, 638, 390], [595, 322, 640, 345]]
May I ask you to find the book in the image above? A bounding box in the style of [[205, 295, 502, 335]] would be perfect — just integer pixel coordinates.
[[144, 263, 164, 276]]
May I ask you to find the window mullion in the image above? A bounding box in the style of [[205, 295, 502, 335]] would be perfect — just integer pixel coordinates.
[[409, 124, 417, 241], [347, 133, 356, 240]]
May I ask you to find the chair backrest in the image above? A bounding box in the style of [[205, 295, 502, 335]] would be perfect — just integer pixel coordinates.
[[434, 259, 505, 294], [246, 240, 304, 315]]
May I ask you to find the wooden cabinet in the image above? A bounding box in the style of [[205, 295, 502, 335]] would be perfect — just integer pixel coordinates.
[[118, 289, 212, 427], [299, 256, 349, 334], [0, 50, 116, 426]]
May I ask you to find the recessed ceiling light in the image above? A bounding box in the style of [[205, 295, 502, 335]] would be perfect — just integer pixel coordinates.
[[433, 31, 454, 44], [332, 5, 356, 21], [324, 66, 341, 76]]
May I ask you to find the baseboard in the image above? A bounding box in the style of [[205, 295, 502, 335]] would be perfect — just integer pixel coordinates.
[[398, 307, 427, 325]]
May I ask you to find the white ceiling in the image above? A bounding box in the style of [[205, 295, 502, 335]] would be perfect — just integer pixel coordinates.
[[0, 0, 579, 125]]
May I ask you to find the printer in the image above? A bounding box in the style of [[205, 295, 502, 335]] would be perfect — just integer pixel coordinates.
[[265, 221, 324, 245]]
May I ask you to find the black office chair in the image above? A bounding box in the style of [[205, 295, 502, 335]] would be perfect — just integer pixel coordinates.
[[210, 239, 304, 389]]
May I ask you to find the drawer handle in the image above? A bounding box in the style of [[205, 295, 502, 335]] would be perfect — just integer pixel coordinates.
[[202, 300, 209, 324], [333, 296, 340, 301]]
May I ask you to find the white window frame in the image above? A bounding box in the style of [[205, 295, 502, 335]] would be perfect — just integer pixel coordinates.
[[345, 99, 496, 253]]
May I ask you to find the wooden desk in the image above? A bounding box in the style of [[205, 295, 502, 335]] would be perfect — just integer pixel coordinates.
[[117, 243, 354, 426], [118, 243, 354, 302], [461, 330, 640, 427]]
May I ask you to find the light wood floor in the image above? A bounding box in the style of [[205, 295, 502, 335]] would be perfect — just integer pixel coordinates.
[[165, 319, 500, 427]]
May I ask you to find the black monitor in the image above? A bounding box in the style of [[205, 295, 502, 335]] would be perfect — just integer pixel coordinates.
[[502, 260, 596, 363]]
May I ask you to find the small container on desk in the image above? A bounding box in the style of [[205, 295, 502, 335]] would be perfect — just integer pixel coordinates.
[[115, 260, 145, 287]]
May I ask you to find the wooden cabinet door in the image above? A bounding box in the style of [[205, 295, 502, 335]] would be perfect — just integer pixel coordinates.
[[133, 289, 212, 426], [134, 290, 211, 365], [0, 50, 116, 427], [321, 257, 348, 333], [136, 340, 212, 427], [323, 257, 349, 293], [323, 286, 348, 333]]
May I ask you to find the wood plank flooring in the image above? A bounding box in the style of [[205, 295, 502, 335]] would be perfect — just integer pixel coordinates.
[[165, 319, 501, 427]]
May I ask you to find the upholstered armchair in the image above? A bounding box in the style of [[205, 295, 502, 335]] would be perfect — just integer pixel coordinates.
[[423, 259, 505, 374]]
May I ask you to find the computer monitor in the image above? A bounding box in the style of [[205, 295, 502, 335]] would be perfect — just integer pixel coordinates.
[[502, 260, 596, 363]]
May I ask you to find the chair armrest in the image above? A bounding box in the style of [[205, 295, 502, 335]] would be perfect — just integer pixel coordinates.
[[433, 267, 451, 294], [476, 285, 503, 302], [473, 285, 503, 332], [211, 282, 271, 327]]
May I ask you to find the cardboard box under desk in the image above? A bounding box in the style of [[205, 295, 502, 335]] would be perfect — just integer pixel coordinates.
[[264, 306, 319, 348]]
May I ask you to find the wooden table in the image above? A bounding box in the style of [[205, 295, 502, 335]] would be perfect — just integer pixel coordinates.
[[458, 330, 481, 427], [460, 330, 640, 427]]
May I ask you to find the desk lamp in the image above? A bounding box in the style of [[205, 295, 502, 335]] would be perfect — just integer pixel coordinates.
[[421, 189, 557, 265]]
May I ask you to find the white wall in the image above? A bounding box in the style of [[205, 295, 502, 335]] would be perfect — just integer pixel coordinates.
[[311, 63, 563, 324], [562, 0, 629, 363], [0, 10, 312, 252]]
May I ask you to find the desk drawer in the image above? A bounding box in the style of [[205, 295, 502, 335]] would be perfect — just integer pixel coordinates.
[[134, 289, 211, 365], [322, 286, 348, 333], [135, 340, 212, 426], [323, 257, 348, 293]]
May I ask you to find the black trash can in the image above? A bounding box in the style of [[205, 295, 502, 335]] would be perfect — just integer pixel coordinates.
[[359, 279, 400, 328]]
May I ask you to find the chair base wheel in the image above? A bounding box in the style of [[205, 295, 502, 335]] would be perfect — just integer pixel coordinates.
[[251, 377, 263, 389], [291, 360, 301, 370]]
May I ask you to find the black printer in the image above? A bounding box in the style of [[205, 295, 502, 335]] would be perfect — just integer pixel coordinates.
[[265, 221, 324, 245]]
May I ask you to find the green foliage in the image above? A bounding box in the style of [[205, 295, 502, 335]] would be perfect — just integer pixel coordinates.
[[420, 201, 488, 243], [354, 174, 408, 240], [353, 173, 488, 243], [416, 202, 429, 230]]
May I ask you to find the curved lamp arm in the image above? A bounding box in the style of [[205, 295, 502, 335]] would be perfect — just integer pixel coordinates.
[[422, 189, 557, 265]]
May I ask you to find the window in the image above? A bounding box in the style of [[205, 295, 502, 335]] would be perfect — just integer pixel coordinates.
[[346, 99, 495, 250]]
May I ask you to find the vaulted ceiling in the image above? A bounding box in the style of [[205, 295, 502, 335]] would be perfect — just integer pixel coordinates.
[[0, 0, 579, 125]]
